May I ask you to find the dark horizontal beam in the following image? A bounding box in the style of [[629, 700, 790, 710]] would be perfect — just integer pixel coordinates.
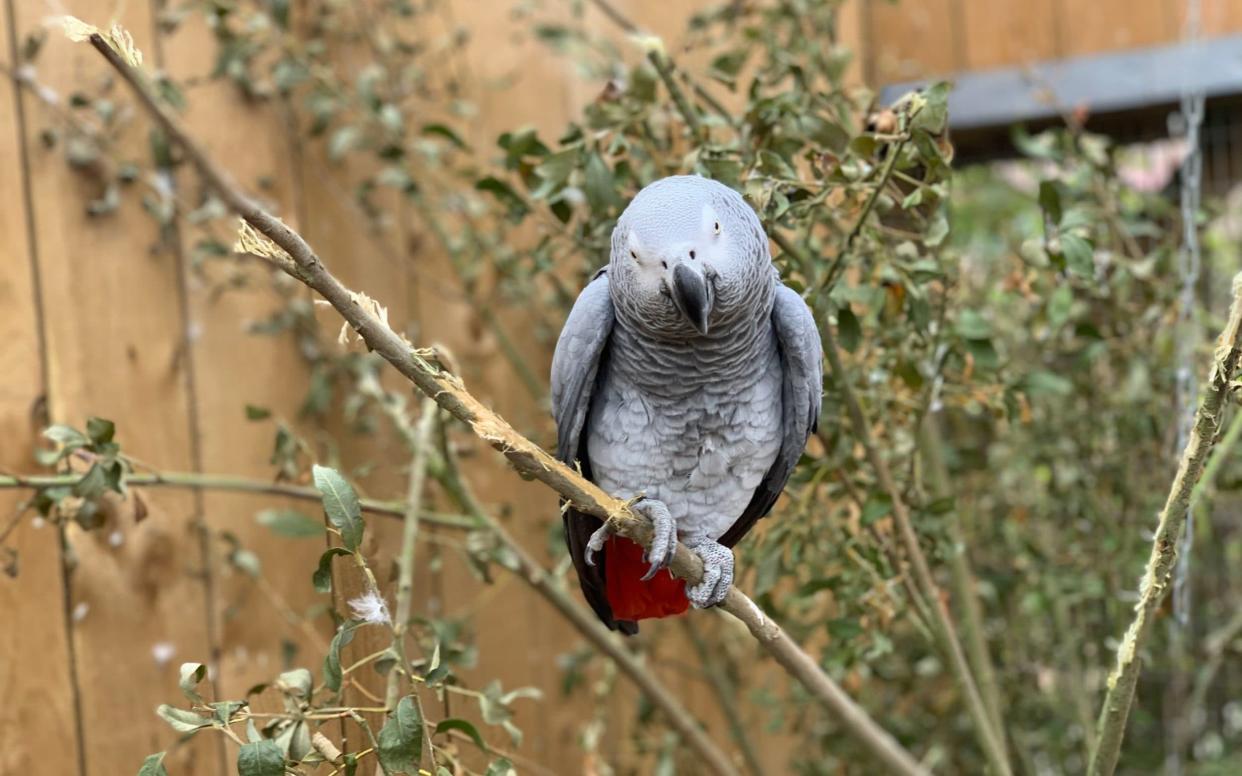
[[880, 35, 1242, 131]]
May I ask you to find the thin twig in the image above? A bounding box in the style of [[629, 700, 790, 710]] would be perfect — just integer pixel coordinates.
[[916, 417, 1007, 749], [385, 398, 439, 773], [349, 711, 393, 776], [88, 33, 925, 776], [823, 323, 1010, 775], [0, 470, 474, 530], [820, 130, 914, 290], [1089, 274, 1242, 776], [386, 398, 439, 710], [584, 0, 734, 126], [679, 619, 766, 775]]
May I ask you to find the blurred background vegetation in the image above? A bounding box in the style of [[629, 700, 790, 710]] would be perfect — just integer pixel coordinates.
[[2, 0, 1242, 774]]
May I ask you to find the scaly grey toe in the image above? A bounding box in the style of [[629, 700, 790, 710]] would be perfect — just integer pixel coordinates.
[[685, 539, 734, 608], [634, 498, 678, 581], [583, 522, 613, 567]]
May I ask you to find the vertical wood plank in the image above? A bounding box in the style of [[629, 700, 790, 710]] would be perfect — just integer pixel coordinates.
[[959, 0, 1060, 69], [153, 5, 331, 764], [1056, 0, 1176, 57], [9, 1, 218, 772], [0, 3, 83, 774], [868, 0, 961, 82]]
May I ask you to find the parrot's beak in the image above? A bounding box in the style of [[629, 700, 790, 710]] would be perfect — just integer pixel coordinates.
[[671, 261, 713, 335]]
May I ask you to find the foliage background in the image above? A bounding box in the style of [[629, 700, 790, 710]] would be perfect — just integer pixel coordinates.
[[2, 0, 1242, 774]]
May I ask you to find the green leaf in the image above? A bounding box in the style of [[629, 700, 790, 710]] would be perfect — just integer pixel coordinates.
[[312, 465, 364, 551], [244, 404, 272, 421], [237, 739, 285, 776], [323, 623, 357, 693], [1060, 233, 1094, 276], [378, 696, 424, 773], [484, 758, 516, 776], [313, 547, 352, 593], [44, 424, 88, 448], [275, 720, 313, 761], [1038, 180, 1063, 226], [436, 718, 487, 752], [211, 701, 247, 726], [583, 153, 617, 213], [911, 81, 950, 134], [475, 176, 529, 221], [955, 310, 991, 340], [422, 123, 467, 149], [257, 509, 323, 539], [275, 668, 313, 698], [178, 662, 207, 704], [329, 125, 360, 160], [861, 496, 892, 525], [86, 417, 115, 445], [828, 617, 864, 641], [155, 704, 211, 734], [530, 147, 579, 199], [136, 752, 168, 776], [1023, 371, 1074, 397], [837, 306, 861, 353], [923, 212, 949, 247], [708, 49, 748, 86]]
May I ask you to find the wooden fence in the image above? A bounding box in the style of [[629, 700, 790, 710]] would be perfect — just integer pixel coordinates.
[[1, 1, 1235, 774]]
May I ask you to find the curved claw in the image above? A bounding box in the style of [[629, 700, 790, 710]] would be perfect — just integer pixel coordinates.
[[685, 539, 734, 609], [634, 499, 678, 581], [584, 522, 612, 567]]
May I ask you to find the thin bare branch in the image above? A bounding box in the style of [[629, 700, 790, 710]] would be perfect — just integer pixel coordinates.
[[1089, 274, 1242, 776], [823, 322, 1011, 775], [89, 32, 927, 776], [0, 470, 473, 530]]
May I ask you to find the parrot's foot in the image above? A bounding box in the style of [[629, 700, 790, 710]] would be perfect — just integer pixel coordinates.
[[684, 538, 734, 609], [583, 498, 678, 581]]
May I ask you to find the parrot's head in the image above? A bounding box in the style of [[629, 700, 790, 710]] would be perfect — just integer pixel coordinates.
[[609, 175, 772, 338]]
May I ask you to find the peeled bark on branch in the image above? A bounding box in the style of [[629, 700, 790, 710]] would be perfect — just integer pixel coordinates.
[[89, 32, 927, 776], [1089, 274, 1242, 776]]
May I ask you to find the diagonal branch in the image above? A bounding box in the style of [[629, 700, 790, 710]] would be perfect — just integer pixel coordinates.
[[1089, 274, 1242, 776], [823, 323, 1011, 776], [88, 32, 926, 776]]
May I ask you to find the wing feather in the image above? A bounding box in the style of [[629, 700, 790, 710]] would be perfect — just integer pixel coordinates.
[[551, 269, 637, 633], [718, 284, 823, 547]]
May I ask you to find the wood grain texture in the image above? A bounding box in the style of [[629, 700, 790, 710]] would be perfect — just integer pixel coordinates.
[[153, 7, 333, 767], [27, 0, 1242, 772], [0, 4, 82, 774], [8, 1, 218, 773], [959, 0, 1060, 69]]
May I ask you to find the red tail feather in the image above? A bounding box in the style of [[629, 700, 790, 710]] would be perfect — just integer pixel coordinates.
[[604, 535, 689, 621]]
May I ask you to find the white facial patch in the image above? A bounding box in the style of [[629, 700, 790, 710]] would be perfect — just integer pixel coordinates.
[[701, 204, 720, 236], [626, 229, 648, 262]]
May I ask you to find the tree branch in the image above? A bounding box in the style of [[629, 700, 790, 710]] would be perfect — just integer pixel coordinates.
[[679, 619, 766, 776], [1089, 274, 1242, 776], [0, 470, 474, 531], [89, 32, 926, 776], [822, 323, 1011, 775], [385, 398, 438, 711], [917, 417, 1007, 750]]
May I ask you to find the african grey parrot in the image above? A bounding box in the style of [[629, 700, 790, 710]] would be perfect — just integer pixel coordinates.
[[551, 175, 823, 634]]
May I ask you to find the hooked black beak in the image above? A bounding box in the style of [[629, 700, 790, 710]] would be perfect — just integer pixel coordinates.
[[671, 262, 712, 335]]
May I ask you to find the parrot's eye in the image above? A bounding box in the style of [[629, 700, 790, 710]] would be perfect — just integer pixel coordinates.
[[713, 221, 721, 235], [630, 250, 638, 260]]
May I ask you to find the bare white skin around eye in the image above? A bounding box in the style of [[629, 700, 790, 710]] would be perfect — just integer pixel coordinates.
[[626, 203, 731, 293]]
